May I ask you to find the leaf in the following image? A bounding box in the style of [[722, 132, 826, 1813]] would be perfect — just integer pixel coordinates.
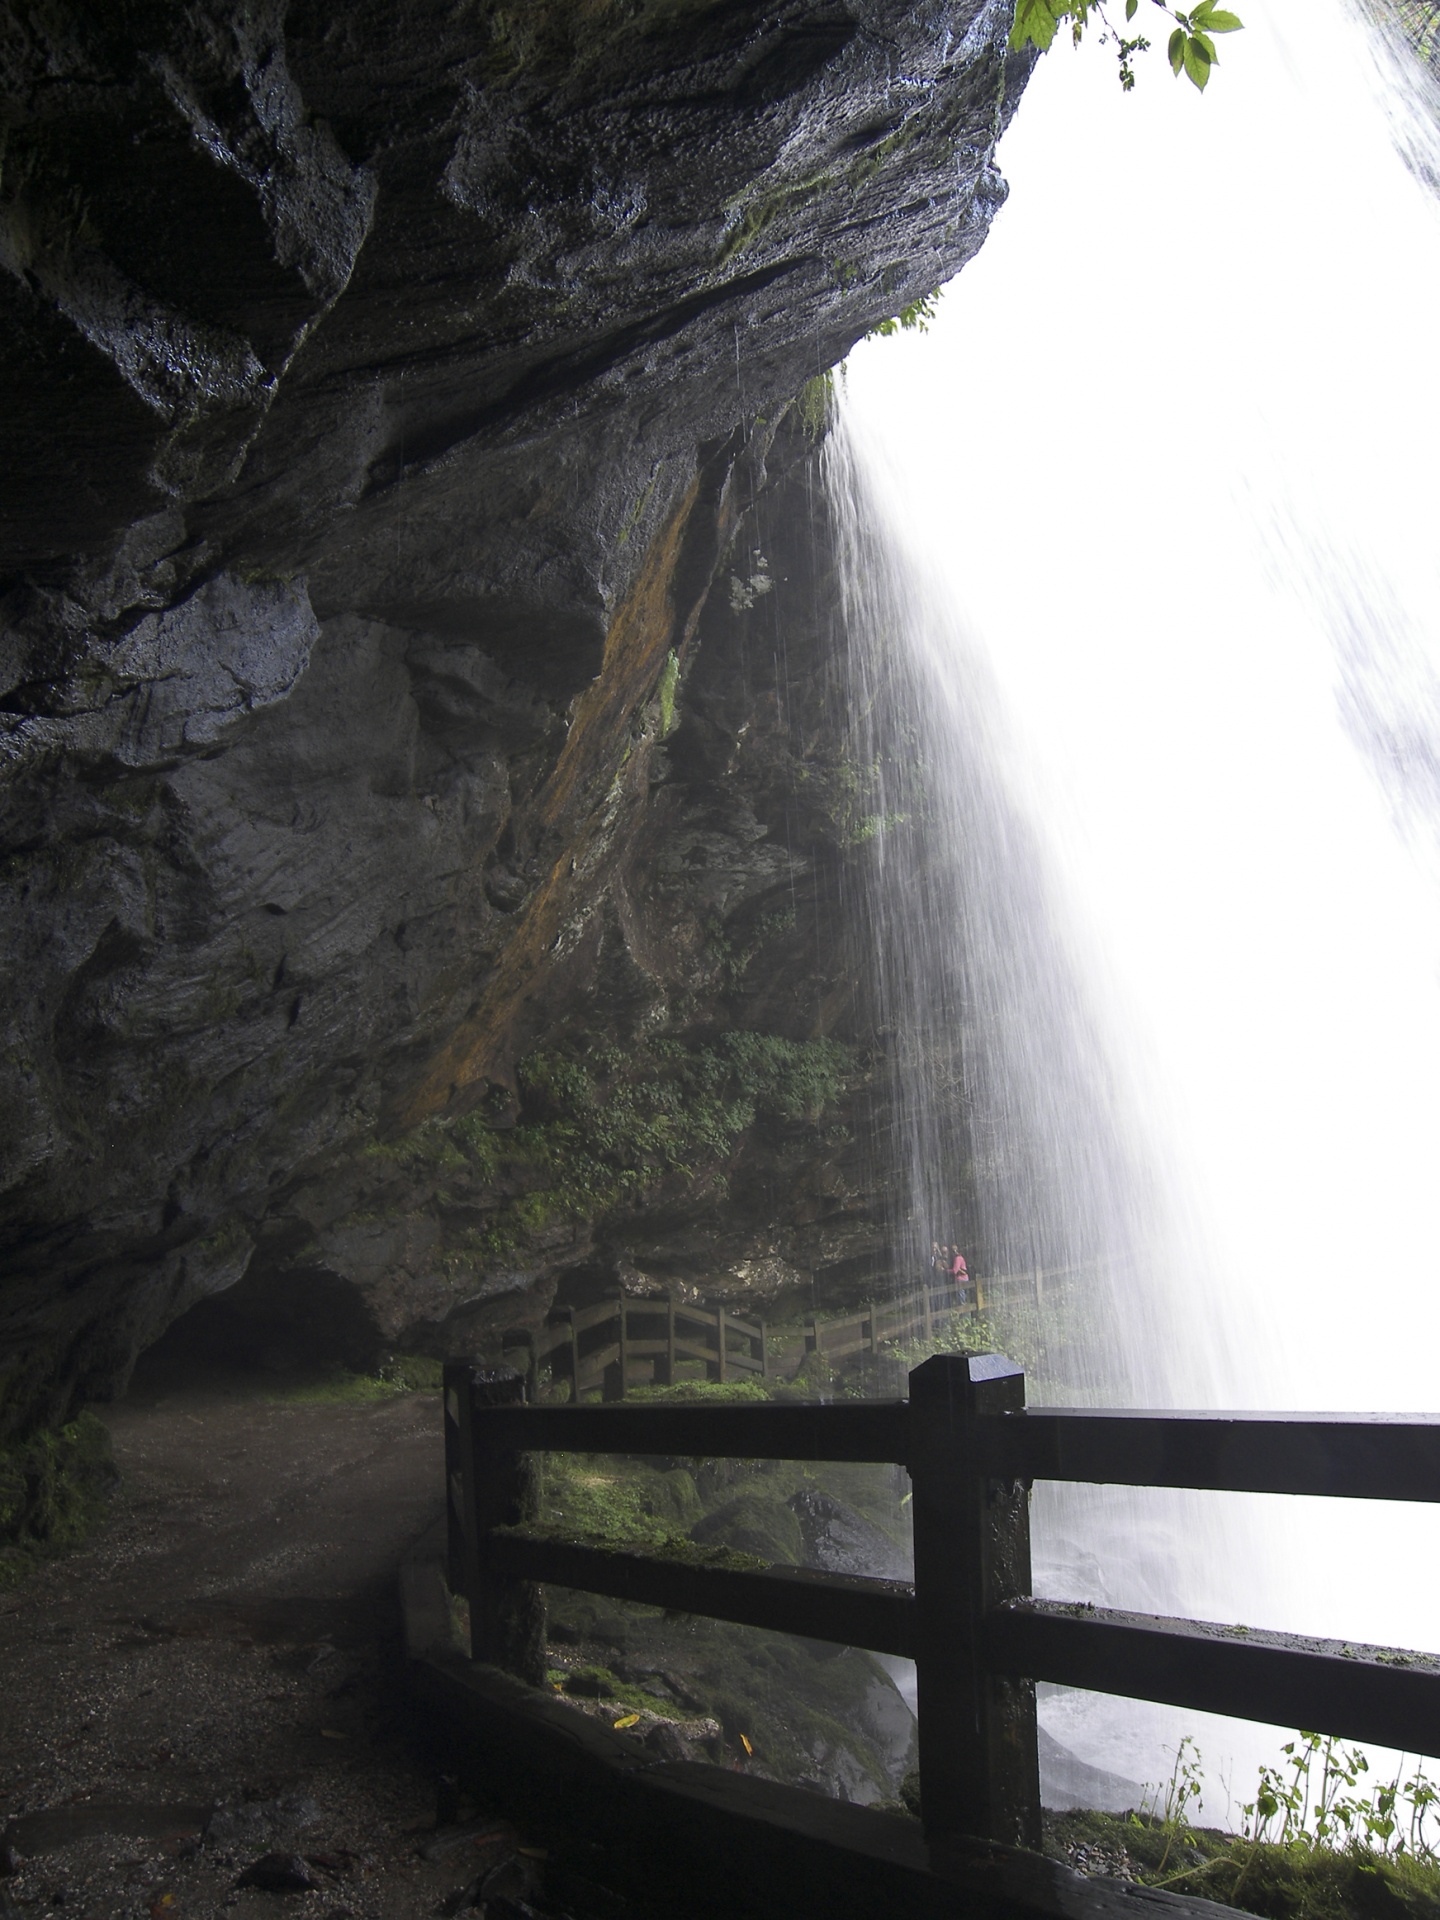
[[1204, 8, 1243, 28], [1009, 0, 1062, 52], [1126, 0, 1138, 14], [1168, 26, 1186, 71], [740, 1732, 754, 1756], [1183, 34, 1212, 87], [612, 1712, 640, 1729]]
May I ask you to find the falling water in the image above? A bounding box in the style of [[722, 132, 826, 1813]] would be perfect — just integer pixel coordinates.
[[831, 0, 1440, 1807]]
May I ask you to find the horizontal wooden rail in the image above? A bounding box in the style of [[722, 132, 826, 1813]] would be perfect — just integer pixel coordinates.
[[461, 1397, 909, 1463], [982, 1409, 1440, 1503], [491, 1532, 917, 1657], [988, 1599, 1440, 1760]]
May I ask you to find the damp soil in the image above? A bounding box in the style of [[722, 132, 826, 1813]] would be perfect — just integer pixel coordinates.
[[0, 1361, 583, 1919]]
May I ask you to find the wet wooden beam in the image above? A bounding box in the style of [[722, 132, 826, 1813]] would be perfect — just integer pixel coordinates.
[[982, 1409, 1440, 1502], [489, 1532, 917, 1657], [469, 1399, 910, 1462], [987, 1600, 1440, 1759]]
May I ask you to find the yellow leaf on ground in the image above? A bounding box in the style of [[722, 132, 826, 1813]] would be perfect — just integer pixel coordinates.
[[740, 1733, 753, 1756], [612, 1712, 640, 1730]]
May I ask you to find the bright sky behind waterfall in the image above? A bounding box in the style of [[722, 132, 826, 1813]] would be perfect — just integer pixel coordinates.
[[843, 0, 1440, 1431]]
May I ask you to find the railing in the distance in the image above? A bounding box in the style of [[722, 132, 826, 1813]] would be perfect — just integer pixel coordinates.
[[443, 1351, 1440, 1855], [498, 1278, 985, 1404]]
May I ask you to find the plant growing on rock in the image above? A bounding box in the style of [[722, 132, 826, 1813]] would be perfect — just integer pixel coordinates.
[[1011, 0, 1243, 91]]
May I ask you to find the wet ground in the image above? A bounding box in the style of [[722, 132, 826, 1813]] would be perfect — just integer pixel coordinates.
[[0, 1366, 565, 1919]]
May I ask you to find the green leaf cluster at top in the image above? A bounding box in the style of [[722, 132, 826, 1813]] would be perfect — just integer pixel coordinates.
[[1010, 0, 1242, 92]]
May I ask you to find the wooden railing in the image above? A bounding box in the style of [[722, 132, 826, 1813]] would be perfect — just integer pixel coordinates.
[[802, 1260, 1105, 1369], [498, 1262, 1089, 1401], [444, 1350, 1440, 1854], [801, 1280, 981, 1366], [501, 1293, 768, 1402]]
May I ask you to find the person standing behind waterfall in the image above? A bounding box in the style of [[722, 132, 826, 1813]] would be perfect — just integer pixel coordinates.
[[951, 1247, 969, 1296]]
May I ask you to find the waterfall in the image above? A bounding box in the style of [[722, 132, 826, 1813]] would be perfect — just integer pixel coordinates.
[[832, 0, 1440, 1808]]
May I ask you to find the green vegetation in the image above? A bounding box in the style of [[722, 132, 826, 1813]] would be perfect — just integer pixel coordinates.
[[427, 1032, 857, 1266], [655, 648, 680, 737], [625, 1379, 772, 1405], [1041, 1733, 1440, 1918], [703, 909, 798, 991], [1383, 1, 1440, 67], [1011, 0, 1243, 92], [794, 372, 834, 440], [0, 1411, 117, 1585], [263, 1353, 444, 1406], [1049, 1805, 1440, 1918], [536, 1440, 915, 1796], [865, 291, 940, 339]]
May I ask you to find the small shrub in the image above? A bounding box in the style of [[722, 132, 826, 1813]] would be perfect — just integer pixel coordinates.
[[0, 1412, 118, 1583]]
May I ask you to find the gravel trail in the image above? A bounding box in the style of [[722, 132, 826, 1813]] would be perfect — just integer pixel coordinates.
[[0, 1373, 541, 1919]]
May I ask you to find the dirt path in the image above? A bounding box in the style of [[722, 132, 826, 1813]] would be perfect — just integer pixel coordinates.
[[0, 1371, 521, 1919]]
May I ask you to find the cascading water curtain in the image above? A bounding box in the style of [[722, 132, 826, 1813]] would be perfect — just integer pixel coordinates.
[[826, 0, 1440, 1816], [824, 410, 1280, 1805], [823, 416, 1227, 1414]]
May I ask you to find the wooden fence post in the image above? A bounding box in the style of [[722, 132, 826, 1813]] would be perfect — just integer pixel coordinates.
[[716, 1304, 728, 1383], [455, 1363, 546, 1685], [665, 1296, 677, 1387], [617, 1291, 629, 1401], [758, 1319, 768, 1381], [561, 1306, 578, 1403], [907, 1352, 1040, 1854], [443, 1359, 474, 1608]]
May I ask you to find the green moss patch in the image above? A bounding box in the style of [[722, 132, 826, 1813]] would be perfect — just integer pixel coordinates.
[[690, 1491, 803, 1564], [0, 1411, 118, 1585], [522, 1453, 761, 1571]]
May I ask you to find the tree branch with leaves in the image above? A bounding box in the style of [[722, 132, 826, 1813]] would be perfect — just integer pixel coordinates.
[[1010, 0, 1244, 91]]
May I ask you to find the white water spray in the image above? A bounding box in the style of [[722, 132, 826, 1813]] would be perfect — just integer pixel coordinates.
[[834, 0, 1440, 1805]]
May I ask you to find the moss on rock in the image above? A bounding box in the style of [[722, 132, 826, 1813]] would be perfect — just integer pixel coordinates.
[[690, 1491, 803, 1564], [0, 1411, 118, 1584]]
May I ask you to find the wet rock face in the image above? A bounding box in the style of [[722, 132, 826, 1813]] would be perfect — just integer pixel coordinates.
[[0, 0, 1030, 1437]]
